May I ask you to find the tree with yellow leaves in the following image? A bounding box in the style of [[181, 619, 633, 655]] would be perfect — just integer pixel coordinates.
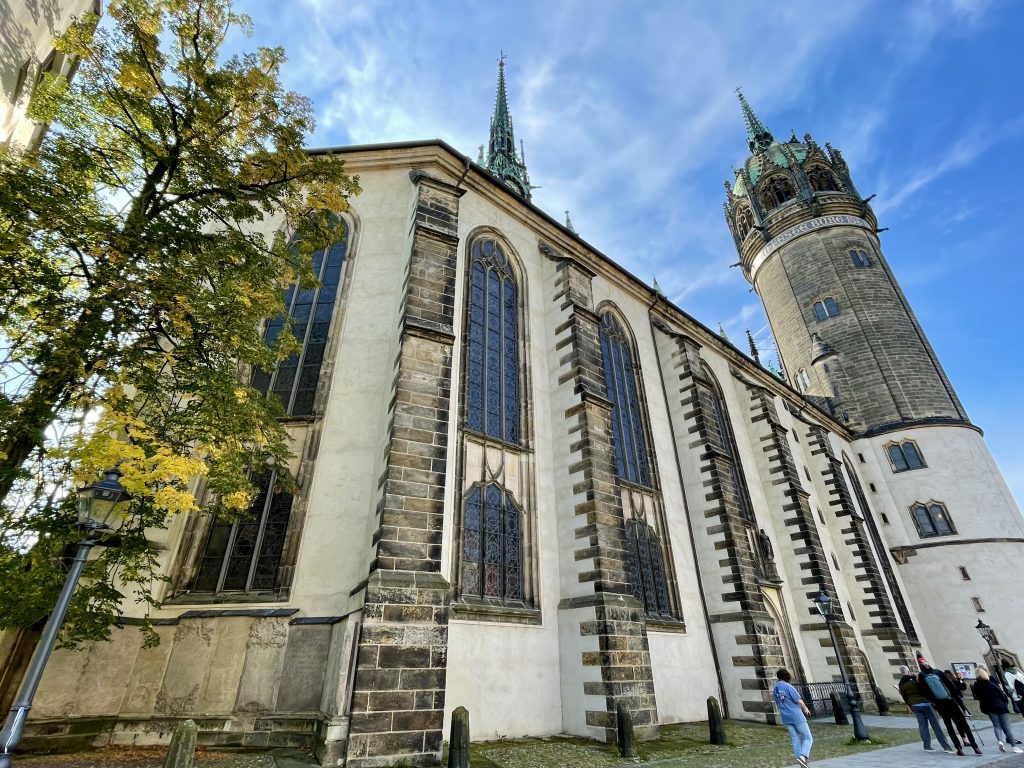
[[0, 0, 358, 645]]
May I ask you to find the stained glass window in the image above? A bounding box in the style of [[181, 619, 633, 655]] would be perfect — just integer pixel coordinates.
[[193, 472, 294, 594], [465, 239, 520, 442], [599, 314, 651, 487], [625, 520, 671, 618], [461, 483, 522, 602], [252, 223, 348, 416]]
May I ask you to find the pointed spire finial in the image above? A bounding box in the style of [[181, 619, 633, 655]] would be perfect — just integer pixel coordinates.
[[736, 87, 773, 154], [484, 53, 532, 200], [652, 276, 666, 299], [718, 323, 730, 342], [746, 329, 762, 365], [565, 210, 577, 234], [477, 144, 484, 164]]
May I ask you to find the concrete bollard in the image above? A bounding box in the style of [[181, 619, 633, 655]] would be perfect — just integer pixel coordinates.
[[448, 706, 469, 768], [830, 692, 849, 725], [707, 696, 727, 745], [162, 719, 198, 768], [616, 702, 637, 759], [873, 685, 891, 715]]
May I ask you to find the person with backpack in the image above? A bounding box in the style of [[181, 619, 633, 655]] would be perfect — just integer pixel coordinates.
[[899, 665, 952, 753], [919, 659, 982, 755], [972, 667, 1023, 753]]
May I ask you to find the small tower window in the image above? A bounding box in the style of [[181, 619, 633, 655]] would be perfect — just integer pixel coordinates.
[[971, 597, 985, 613], [735, 206, 755, 240], [813, 297, 840, 321], [910, 501, 956, 539], [795, 368, 811, 392], [886, 441, 926, 472], [807, 166, 839, 192], [849, 249, 871, 268], [959, 566, 971, 581], [760, 175, 796, 211]]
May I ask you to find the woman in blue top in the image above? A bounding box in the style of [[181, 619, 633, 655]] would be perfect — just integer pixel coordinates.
[[773, 668, 813, 766]]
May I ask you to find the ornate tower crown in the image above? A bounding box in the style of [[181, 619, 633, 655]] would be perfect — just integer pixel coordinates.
[[485, 53, 533, 200]]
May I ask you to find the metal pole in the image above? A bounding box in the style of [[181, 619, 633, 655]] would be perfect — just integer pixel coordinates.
[[826, 616, 870, 741], [985, 637, 1013, 700], [0, 540, 94, 768]]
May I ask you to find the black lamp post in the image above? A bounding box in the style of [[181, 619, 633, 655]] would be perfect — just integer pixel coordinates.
[[976, 619, 1012, 699], [0, 468, 131, 768], [813, 589, 870, 741]]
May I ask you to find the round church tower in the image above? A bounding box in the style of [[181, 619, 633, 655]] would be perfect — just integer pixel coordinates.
[[724, 91, 1024, 670]]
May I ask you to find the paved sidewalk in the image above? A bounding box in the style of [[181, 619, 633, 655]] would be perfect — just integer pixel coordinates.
[[806, 715, 1021, 768]]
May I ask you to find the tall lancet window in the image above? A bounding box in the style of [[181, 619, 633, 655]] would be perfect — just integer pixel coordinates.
[[461, 483, 523, 602], [599, 313, 651, 487], [252, 221, 348, 417], [465, 238, 520, 443]]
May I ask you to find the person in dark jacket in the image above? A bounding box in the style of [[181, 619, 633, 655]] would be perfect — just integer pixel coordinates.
[[944, 670, 977, 746], [973, 668, 1023, 753], [900, 664, 951, 752], [919, 660, 981, 755]]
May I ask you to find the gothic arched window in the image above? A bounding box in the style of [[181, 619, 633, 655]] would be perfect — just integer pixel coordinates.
[[599, 313, 651, 487], [625, 520, 672, 618], [910, 501, 956, 539], [465, 238, 520, 443], [193, 472, 294, 594], [807, 165, 839, 192], [461, 483, 523, 602], [252, 221, 348, 416], [735, 206, 755, 240], [759, 175, 796, 211]]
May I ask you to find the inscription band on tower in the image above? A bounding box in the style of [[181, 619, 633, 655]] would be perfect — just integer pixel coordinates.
[[748, 215, 871, 281]]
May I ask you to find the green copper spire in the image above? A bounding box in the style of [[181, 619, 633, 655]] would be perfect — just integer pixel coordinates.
[[565, 210, 577, 234], [485, 53, 532, 200], [736, 88, 773, 154]]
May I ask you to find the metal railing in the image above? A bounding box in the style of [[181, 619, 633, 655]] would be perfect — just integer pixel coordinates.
[[797, 681, 862, 717]]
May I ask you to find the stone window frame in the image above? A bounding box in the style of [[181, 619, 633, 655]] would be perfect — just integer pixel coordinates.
[[734, 204, 755, 241], [452, 229, 539, 623], [971, 596, 985, 613], [812, 296, 840, 321], [759, 173, 797, 211], [909, 500, 957, 539], [167, 210, 362, 604], [251, 218, 350, 417], [849, 249, 872, 268], [884, 439, 926, 473], [597, 306, 658, 489], [795, 367, 811, 392], [806, 164, 840, 193]]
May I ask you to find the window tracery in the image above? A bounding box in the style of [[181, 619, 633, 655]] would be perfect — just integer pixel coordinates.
[[252, 221, 348, 416], [465, 238, 520, 443], [460, 482, 523, 602], [599, 313, 652, 487], [193, 472, 294, 594], [759, 175, 796, 210], [625, 519, 672, 618], [735, 206, 755, 240], [807, 165, 839, 192]]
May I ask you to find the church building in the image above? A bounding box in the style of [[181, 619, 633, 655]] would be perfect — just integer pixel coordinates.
[[11, 58, 1024, 768]]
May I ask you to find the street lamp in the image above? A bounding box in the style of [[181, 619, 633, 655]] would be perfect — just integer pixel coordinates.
[[813, 589, 870, 741], [976, 620, 1013, 699], [0, 468, 131, 768]]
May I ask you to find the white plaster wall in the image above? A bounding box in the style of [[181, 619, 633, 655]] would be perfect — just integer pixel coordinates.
[[647, 630, 721, 722], [1, 0, 94, 147], [855, 425, 1024, 669]]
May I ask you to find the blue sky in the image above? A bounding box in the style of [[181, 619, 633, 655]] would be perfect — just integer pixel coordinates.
[[234, 0, 1023, 504]]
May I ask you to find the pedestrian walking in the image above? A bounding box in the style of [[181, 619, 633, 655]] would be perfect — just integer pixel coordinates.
[[945, 669, 981, 746], [899, 664, 952, 753], [1002, 660, 1024, 715], [919, 659, 982, 755], [773, 668, 813, 766], [972, 667, 1024, 753]]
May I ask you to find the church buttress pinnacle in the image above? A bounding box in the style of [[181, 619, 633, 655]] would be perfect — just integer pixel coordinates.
[[485, 53, 533, 200]]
